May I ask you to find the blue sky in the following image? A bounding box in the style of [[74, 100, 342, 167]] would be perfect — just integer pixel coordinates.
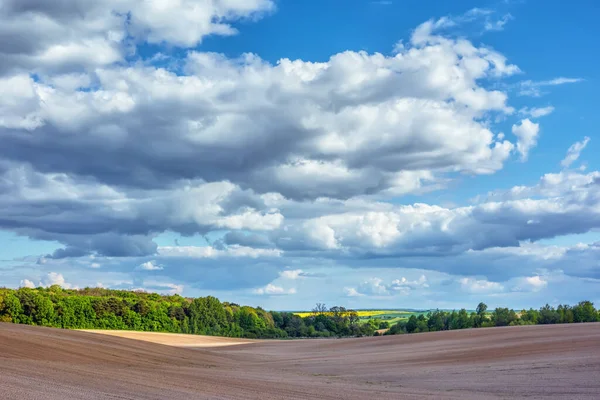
[[0, 0, 599, 310]]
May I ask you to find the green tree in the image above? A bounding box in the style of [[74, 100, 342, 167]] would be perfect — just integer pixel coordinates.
[[378, 321, 390, 329], [427, 310, 445, 332], [538, 304, 560, 324], [16, 288, 56, 326], [572, 301, 597, 323], [474, 302, 488, 328], [491, 307, 518, 327], [457, 309, 471, 329], [405, 315, 418, 333], [557, 305, 573, 324], [0, 291, 22, 323], [520, 308, 539, 325], [189, 296, 227, 335]]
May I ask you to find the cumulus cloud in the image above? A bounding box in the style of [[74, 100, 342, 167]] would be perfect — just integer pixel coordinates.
[[0, 0, 274, 76], [561, 137, 591, 168], [0, 166, 282, 257], [511, 275, 548, 292], [390, 275, 429, 294], [512, 119, 540, 160], [20, 272, 74, 289], [456, 273, 550, 295], [343, 287, 365, 297], [253, 283, 296, 295], [0, 11, 532, 261], [271, 167, 600, 262], [345, 275, 429, 297], [41, 272, 73, 288], [20, 279, 36, 289], [357, 278, 391, 296], [477, 169, 599, 202], [279, 269, 304, 279], [458, 277, 504, 294], [1, 29, 519, 200], [136, 261, 163, 271]]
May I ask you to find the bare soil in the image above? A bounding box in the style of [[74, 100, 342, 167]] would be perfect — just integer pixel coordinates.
[[1, 322, 599, 399]]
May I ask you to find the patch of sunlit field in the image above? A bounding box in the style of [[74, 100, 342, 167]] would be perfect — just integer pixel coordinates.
[[292, 310, 414, 318]]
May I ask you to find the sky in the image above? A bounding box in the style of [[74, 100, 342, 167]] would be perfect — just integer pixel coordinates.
[[1, 0, 599, 311]]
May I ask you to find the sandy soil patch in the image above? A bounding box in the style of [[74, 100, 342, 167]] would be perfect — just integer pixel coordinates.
[[80, 329, 258, 347]]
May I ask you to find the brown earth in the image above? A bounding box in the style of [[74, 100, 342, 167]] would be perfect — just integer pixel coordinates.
[[1, 322, 599, 399]]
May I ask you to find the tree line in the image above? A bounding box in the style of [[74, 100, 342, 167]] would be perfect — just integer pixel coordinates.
[[385, 301, 599, 335], [0, 286, 597, 339], [0, 286, 377, 338]]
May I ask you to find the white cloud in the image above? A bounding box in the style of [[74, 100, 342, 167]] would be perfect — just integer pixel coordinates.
[[134, 281, 184, 295], [126, 0, 275, 47], [519, 106, 554, 118], [561, 137, 591, 168], [511, 275, 548, 292], [547, 77, 583, 85], [158, 245, 282, 259], [484, 13, 513, 32], [512, 119, 540, 160], [280, 269, 304, 280], [476, 241, 569, 261], [478, 169, 600, 202], [0, 24, 527, 258], [0, 169, 284, 257], [346, 275, 429, 297], [162, 283, 184, 295], [1, 25, 521, 205], [20, 279, 36, 289], [253, 283, 296, 295], [21, 272, 74, 289], [41, 272, 73, 288], [358, 278, 391, 296], [0, 0, 275, 75], [390, 275, 429, 294], [459, 277, 504, 294], [136, 260, 163, 271], [519, 77, 583, 97], [343, 287, 365, 297], [411, 9, 517, 45], [274, 172, 600, 261]]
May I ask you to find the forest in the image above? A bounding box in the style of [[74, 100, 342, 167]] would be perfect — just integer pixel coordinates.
[[0, 286, 598, 339]]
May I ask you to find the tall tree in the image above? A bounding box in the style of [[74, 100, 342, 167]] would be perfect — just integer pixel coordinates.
[[474, 302, 488, 327]]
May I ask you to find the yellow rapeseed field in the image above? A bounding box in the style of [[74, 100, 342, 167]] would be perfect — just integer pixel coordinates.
[[293, 310, 409, 318]]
